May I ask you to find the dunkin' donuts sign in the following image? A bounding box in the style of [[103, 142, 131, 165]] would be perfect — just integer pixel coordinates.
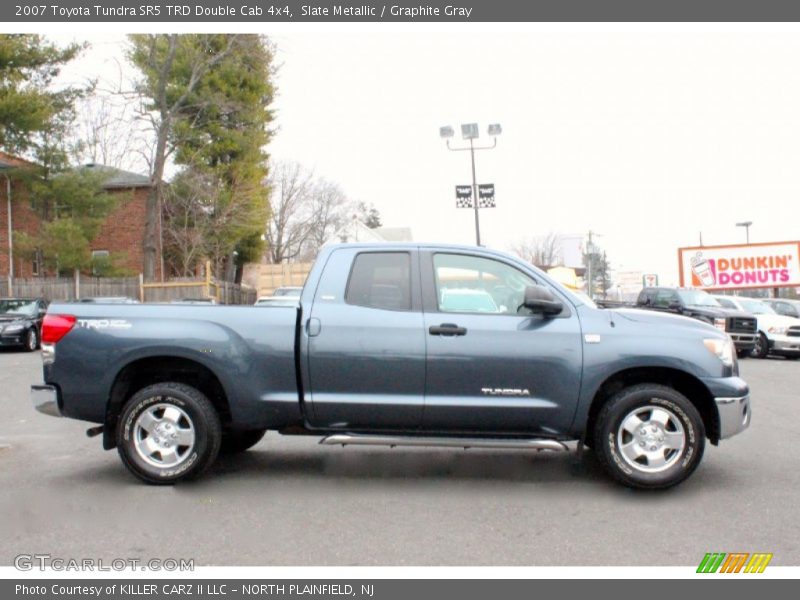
[[678, 242, 800, 290]]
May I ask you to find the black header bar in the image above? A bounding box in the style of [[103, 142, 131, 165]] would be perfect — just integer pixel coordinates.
[[5, 1, 800, 23]]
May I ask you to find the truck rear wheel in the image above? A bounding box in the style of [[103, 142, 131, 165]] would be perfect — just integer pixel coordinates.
[[593, 384, 705, 490], [220, 429, 267, 454], [116, 382, 221, 485]]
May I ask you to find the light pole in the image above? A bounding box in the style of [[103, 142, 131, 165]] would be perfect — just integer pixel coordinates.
[[736, 221, 752, 244], [440, 123, 502, 246]]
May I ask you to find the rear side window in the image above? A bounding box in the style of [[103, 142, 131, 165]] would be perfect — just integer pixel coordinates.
[[654, 289, 678, 308], [716, 297, 736, 309], [345, 252, 411, 311]]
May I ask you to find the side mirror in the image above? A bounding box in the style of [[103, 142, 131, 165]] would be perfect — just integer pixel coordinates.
[[668, 300, 682, 311], [523, 285, 564, 316]]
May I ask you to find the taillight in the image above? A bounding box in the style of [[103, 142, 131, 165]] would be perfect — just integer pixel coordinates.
[[41, 314, 77, 344]]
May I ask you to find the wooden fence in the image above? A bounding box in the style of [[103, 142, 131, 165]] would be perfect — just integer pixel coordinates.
[[1, 273, 256, 305], [1, 275, 140, 302], [141, 279, 257, 305], [242, 262, 313, 297]]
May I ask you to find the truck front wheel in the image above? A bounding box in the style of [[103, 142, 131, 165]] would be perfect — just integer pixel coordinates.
[[593, 384, 705, 490], [116, 382, 222, 485]]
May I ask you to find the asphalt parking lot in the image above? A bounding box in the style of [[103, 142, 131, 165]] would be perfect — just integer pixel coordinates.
[[1, 349, 798, 566]]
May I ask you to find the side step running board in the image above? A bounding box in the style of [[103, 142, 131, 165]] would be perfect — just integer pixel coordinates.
[[319, 434, 569, 452]]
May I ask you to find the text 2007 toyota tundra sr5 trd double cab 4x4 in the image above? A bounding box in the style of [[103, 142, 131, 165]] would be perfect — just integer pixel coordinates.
[[31, 244, 751, 489]]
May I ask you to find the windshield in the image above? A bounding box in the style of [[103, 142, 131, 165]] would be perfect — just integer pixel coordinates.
[[739, 299, 776, 314], [0, 299, 37, 316], [677, 290, 720, 307]]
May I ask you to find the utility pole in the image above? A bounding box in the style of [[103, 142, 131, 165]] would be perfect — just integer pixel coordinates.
[[585, 230, 602, 299], [469, 137, 480, 246], [586, 231, 594, 299], [736, 221, 753, 244]]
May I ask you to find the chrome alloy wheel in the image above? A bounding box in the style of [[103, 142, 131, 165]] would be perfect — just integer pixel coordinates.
[[133, 402, 196, 468], [27, 328, 38, 351], [616, 405, 686, 473]]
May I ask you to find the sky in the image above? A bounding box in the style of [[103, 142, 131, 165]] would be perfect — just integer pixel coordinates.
[[47, 28, 800, 286]]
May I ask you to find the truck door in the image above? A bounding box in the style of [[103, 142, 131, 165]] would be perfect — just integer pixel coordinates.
[[304, 248, 426, 430], [421, 251, 583, 435]]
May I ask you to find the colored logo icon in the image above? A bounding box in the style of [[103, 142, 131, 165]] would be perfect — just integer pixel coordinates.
[[697, 552, 773, 573]]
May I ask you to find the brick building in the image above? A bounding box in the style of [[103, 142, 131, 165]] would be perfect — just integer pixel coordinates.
[[0, 152, 160, 279]]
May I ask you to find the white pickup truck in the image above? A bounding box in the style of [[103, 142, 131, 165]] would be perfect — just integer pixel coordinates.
[[712, 295, 800, 359]]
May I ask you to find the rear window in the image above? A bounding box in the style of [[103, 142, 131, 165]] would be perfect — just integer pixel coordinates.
[[345, 252, 411, 311]]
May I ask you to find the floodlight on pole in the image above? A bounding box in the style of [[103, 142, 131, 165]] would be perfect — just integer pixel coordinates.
[[487, 123, 502, 136], [440, 122, 502, 246], [461, 123, 479, 140]]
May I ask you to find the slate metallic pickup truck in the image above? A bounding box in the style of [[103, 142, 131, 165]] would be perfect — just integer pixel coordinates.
[[31, 244, 751, 489]]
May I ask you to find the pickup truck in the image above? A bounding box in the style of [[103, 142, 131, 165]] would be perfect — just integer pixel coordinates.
[[31, 244, 751, 489], [712, 295, 800, 359], [635, 287, 758, 357]]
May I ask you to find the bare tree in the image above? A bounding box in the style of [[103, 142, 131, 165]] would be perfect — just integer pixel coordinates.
[[161, 170, 215, 277], [71, 95, 149, 172], [300, 180, 350, 260], [510, 232, 563, 268], [163, 166, 267, 278], [265, 160, 356, 263], [265, 161, 314, 263]]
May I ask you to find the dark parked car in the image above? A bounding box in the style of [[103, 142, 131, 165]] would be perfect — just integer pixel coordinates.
[[635, 287, 757, 357], [0, 297, 48, 351]]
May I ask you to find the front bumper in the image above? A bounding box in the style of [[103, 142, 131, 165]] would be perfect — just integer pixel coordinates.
[[768, 335, 800, 356], [31, 385, 61, 418], [0, 333, 25, 346], [715, 394, 751, 439], [729, 332, 757, 350]]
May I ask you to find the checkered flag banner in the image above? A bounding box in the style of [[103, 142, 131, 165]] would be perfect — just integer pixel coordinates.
[[455, 185, 473, 208], [478, 184, 495, 208]]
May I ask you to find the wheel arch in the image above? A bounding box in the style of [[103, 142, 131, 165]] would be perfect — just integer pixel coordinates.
[[585, 367, 719, 446], [103, 356, 232, 450]]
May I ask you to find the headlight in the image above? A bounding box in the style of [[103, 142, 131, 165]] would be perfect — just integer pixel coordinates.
[[713, 317, 727, 331], [704, 337, 735, 367], [3, 324, 24, 333], [768, 326, 787, 335]]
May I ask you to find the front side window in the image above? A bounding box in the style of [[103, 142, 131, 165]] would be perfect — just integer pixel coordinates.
[[433, 253, 537, 314], [345, 252, 411, 311], [0, 299, 37, 316]]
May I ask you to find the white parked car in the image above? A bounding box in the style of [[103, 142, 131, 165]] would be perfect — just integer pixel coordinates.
[[712, 295, 800, 359]]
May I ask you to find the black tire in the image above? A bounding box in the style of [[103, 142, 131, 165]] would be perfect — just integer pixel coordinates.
[[593, 384, 705, 490], [116, 382, 222, 485], [752, 332, 769, 359], [24, 328, 39, 352], [220, 429, 267, 454], [736, 349, 750, 359]]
